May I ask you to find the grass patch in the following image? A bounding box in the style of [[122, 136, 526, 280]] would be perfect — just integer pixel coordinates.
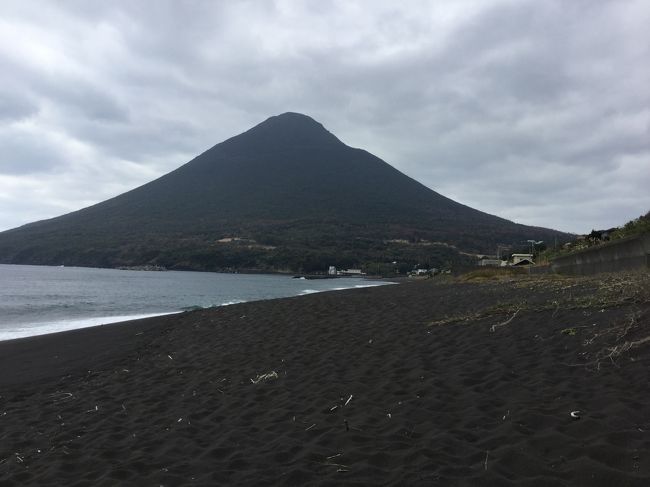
[[457, 267, 526, 282]]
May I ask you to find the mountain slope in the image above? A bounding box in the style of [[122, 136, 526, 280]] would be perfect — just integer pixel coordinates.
[[0, 113, 569, 272]]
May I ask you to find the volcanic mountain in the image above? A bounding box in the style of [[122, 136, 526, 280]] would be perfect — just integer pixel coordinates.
[[0, 113, 568, 272]]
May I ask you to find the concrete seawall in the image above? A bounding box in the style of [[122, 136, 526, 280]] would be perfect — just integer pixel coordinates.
[[551, 233, 650, 275]]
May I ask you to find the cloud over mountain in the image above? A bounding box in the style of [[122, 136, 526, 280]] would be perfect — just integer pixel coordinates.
[[1, 0, 648, 233]]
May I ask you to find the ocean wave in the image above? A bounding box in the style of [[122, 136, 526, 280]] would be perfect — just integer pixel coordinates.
[[181, 305, 206, 312], [299, 289, 321, 295], [219, 299, 247, 306], [0, 312, 179, 342]]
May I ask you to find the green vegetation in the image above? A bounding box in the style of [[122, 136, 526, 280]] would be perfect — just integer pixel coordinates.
[[540, 210, 650, 262], [457, 267, 526, 282], [609, 211, 650, 240]]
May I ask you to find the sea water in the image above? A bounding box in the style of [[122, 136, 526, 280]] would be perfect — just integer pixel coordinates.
[[0, 264, 391, 341]]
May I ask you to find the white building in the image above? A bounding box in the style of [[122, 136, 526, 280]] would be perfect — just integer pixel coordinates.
[[511, 253, 534, 265], [338, 268, 364, 275]]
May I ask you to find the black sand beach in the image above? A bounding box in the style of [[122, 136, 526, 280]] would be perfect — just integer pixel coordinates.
[[1, 273, 649, 486]]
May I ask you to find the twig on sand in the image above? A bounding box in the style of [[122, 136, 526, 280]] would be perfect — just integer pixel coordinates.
[[305, 423, 316, 431], [344, 394, 353, 406], [571, 311, 648, 370], [484, 450, 489, 471], [490, 309, 520, 332], [48, 392, 74, 404], [599, 335, 650, 368], [551, 300, 560, 318], [320, 453, 349, 472], [250, 371, 279, 384]]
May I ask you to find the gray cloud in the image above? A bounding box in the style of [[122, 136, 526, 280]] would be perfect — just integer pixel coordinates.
[[0, 94, 38, 122], [0, 130, 67, 175], [0, 0, 648, 234]]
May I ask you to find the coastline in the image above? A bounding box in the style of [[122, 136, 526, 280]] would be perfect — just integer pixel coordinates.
[[0, 264, 394, 342], [1, 274, 649, 485]]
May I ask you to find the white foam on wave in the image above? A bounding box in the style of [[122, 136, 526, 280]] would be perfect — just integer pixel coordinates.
[[219, 299, 247, 306], [354, 283, 393, 288], [0, 312, 179, 342], [298, 289, 320, 295], [299, 281, 397, 296]]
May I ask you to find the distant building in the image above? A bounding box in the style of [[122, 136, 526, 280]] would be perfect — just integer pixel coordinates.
[[408, 268, 439, 277], [338, 268, 364, 275], [478, 258, 503, 267], [511, 253, 534, 265], [328, 266, 337, 275]]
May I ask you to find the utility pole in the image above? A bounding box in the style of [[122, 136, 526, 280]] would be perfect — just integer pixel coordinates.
[[526, 240, 544, 259]]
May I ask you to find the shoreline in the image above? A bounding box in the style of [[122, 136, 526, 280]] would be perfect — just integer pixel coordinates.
[[0, 266, 396, 342], [0, 261, 390, 279], [1, 274, 648, 485]]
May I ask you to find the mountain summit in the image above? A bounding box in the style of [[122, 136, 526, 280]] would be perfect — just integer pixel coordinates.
[[237, 112, 344, 148], [0, 113, 568, 272]]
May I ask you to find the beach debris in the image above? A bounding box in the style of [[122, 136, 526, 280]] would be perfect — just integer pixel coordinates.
[[177, 418, 183, 423], [329, 405, 339, 412], [387, 413, 392, 419], [490, 308, 520, 332], [322, 453, 349, 472], [503, 410, 510, 420], [250, 371, 279, 384], [344, 394, 353, 406], [368, 338, 373, 344], [484, 450, 489, 470], [305, 423, 316, 431], [552, 300, 560, 317], [48, 392, 74, 404], [570, 410, 581, 420], [85, 405, 99, 413], [167, 354, 173, 360]]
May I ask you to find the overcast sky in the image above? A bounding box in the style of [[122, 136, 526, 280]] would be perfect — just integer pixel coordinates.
[[1, 0, 648, 234]]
